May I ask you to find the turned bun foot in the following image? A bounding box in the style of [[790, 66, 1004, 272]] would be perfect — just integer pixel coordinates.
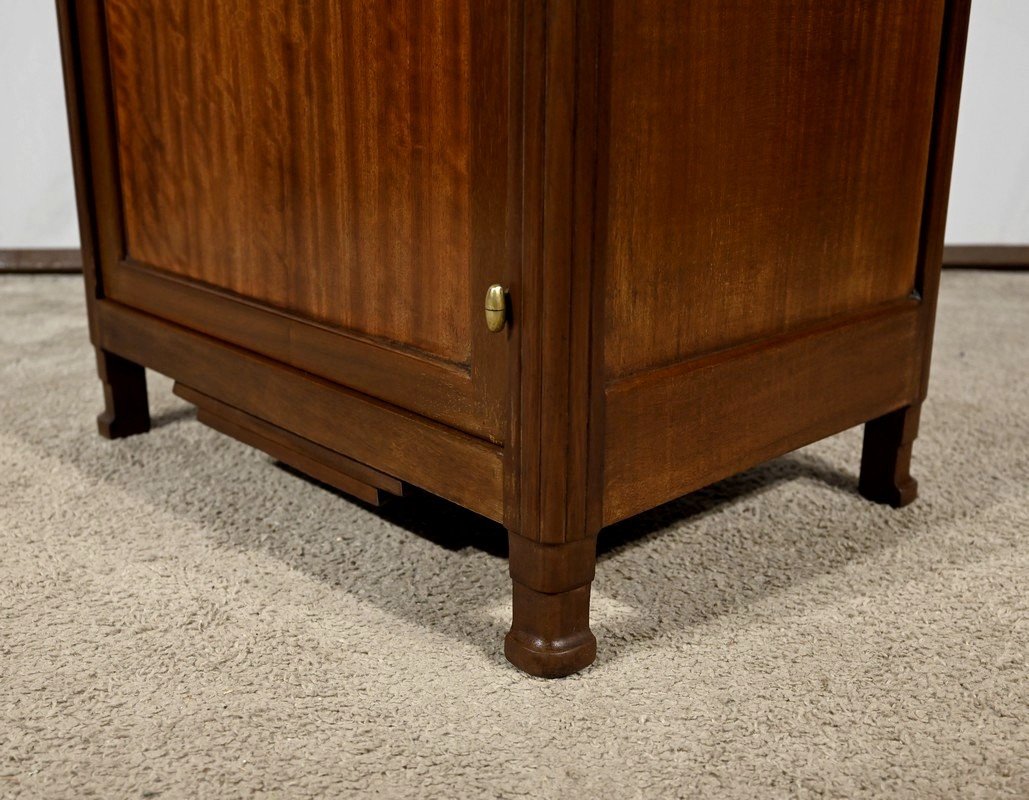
[[505, 581, 597, 678], [505, 534, 598, 678]]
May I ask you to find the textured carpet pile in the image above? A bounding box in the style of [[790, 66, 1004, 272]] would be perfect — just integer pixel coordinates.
[[1, 273, 1027, 798]]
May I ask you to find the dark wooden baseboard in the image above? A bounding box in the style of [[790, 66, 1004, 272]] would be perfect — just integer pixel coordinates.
[[943, 245, 1029, 270], [0, 248, 83, 274], [2, 245, 1025, 275]]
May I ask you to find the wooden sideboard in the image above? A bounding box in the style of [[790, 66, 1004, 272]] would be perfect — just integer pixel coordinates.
[[59, 0, 971, 677]]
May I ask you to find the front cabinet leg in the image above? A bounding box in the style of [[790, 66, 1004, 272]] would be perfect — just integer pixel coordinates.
[[859, 403, 920, 508], [96, 349, 151, 439], [505, 534, 598, 678]]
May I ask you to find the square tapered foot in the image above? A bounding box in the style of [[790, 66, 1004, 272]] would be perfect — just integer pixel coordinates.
[[96, 350, 151, 439], [859, 404, 920, 508]]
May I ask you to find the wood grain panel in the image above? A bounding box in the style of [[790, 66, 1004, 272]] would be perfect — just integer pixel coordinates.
[[510, 0, 603, 544], [603, 304, 922, 525], [105, 0, 473, 363], [602, 0, 947, 377]]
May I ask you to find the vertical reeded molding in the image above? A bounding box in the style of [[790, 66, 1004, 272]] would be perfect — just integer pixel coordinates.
[[508, 0, 604, 546]]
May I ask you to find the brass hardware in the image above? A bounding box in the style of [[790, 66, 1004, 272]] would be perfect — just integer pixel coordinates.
[[485, 284, 508, 332]]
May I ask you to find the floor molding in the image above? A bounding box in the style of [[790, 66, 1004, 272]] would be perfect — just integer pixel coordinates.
[[0, 248, 83, 274], [2, 245, 1026, 275], [943, 245, 1029, 270]]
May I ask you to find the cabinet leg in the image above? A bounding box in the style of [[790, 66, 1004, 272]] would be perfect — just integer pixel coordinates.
[[504, 533, 598, 678], [859, 404, 920, 508], [96, 349, 151, 439]]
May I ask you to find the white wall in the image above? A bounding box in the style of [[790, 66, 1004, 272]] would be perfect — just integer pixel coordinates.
[[0, 0, 79, 248], [947, 0, 1029, 244], [0, 0, 1025, 249]]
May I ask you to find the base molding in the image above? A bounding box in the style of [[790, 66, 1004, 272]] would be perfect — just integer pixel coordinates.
[[3, 246, 1025, 275], [0, 248, 83, 274], [602, 302, 922, 525], [175, 383, 404, 506], [96, 300, 505, 521], [943, 245, 1029, 269]]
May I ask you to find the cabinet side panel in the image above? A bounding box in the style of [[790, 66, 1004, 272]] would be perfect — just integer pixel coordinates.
[[602, 0, 946, 378], [105, 0, 473, 363]]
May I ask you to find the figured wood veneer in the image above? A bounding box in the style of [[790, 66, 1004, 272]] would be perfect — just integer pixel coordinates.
[[105, 0, 474, 363], [603, 0, 946, 376]]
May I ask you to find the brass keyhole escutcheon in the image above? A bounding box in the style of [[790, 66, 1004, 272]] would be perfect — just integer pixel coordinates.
[[485, 284, 508, 332]]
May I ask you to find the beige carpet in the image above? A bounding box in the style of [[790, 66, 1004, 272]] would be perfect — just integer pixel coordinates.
[[1, 272, 1027, 798]]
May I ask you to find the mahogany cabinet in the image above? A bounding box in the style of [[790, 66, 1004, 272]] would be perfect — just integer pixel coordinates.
[[59, 0, 971, 677]]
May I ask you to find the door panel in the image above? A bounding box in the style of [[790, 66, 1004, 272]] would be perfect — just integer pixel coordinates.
[[602, 0, 947, 379], [90, 0, 514, 440]]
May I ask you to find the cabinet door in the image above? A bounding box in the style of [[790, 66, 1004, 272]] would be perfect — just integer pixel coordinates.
[[78, 0, 515, 442]]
